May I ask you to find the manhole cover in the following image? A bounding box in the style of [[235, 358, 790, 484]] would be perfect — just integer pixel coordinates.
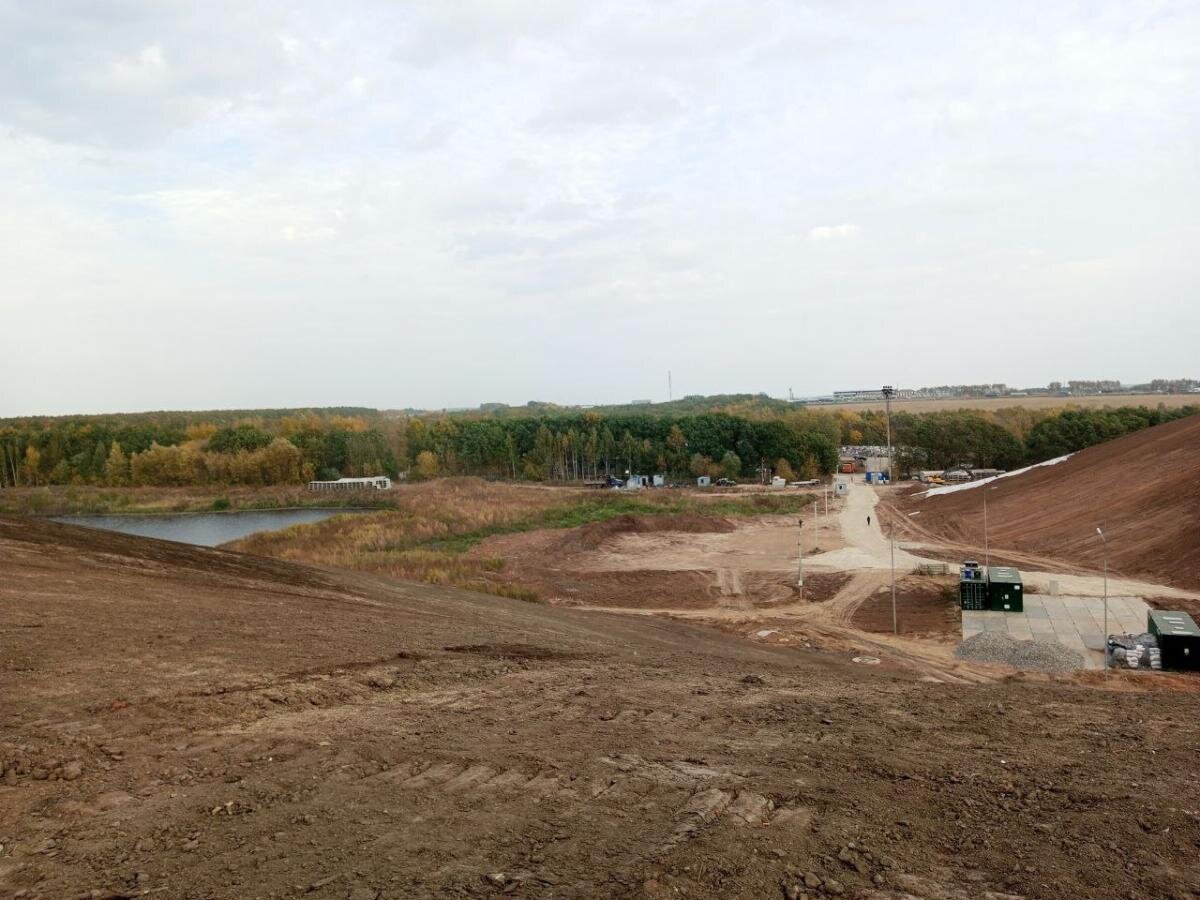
[[852, 656, 881, 665]]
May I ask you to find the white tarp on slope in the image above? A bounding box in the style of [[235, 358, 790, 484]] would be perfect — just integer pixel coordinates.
[[920, 453, 1073, 498]]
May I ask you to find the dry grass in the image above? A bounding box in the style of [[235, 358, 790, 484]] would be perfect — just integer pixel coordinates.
[[230, 477, 811, 602], [0, 484, 393, 516]]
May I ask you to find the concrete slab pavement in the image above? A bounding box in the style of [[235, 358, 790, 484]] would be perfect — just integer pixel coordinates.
[[962, 594, 1150, 669]]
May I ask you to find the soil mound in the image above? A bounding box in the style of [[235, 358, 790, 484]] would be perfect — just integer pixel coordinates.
[[7, 516, 1200, 898], [559, 513, 736, 552], [901, 412, 1200, 588]]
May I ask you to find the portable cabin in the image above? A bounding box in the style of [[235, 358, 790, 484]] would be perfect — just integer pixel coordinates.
[[652, 474, 665, 487], [307, 476, 391, 491], [986, 566, 1023, 612], [1147, 611, 1200, 671], [696, 476, 711, 487]]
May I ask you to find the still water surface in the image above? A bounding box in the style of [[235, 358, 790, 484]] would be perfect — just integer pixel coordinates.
[[53, 508, 366, 547]]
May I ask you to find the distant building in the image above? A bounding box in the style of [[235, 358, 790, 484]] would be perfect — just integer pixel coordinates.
[[697, 476, 712, 487], [969, 468, 1004, 479], [307, 476, 391, 491], [863, 456, 889, 473]]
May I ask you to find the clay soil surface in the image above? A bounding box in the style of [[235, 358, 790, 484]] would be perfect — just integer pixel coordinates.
[[469, 513, 834, 611], [850, 577, 960, 640], [895, 413, 1200, 590], [4, 515, 1200, 899]]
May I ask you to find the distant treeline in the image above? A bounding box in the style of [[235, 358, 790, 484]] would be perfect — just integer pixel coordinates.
[[402, 412, 841, 482], [1, 402, 1194, 487], [0, 410, 400, 488]]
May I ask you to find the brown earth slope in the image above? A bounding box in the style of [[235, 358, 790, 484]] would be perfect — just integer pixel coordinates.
[[2, 516, 1200, 899], [898, 413, 1200, 589]]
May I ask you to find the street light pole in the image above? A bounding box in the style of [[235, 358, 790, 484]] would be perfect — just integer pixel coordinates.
[[797, 518, 804, 601], [1096, 526, 1108, 674], [881, 385, 895, 484]]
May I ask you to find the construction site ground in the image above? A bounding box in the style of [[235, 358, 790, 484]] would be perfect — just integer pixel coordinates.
[[3, 473, 1200, 900]]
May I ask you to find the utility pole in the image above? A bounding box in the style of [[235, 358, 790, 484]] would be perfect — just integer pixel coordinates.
[[797, 518, 804, 601], [668, 370, 673, 402], [1097, 526, 1108, 675]]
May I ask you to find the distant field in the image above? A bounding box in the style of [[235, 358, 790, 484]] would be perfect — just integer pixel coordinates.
[[809, 393, 1198, 414]]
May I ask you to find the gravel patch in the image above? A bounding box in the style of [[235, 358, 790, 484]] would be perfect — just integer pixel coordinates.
[[955, 631, 1085, 673]]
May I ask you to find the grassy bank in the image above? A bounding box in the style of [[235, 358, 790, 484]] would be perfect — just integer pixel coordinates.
[[229, 477, 812, 600], [0, 484, 399, 516]]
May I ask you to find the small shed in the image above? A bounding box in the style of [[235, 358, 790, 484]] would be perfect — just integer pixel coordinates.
[[770, 476, 786, 488], [652, 474, 665, 487], [834, 477, 849, 497], [986, 566, 1023, 612], [696, 476, 711, 487]]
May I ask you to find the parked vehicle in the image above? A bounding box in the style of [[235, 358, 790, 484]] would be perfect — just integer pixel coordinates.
[[715, 478, 737, 486]]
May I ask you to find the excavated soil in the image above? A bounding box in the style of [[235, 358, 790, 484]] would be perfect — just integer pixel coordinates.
[[896, 413, 1200, 589], [557, 514, 737, 553], [471, 514, 840, 611], [850, 577, 961, 640], [3, 515, 1200, 899]]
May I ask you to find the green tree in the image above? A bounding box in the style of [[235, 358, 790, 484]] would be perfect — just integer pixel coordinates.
[[719, 450, 742, 480]]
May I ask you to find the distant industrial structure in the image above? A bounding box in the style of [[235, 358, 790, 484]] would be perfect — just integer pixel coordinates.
[[307, 476, 392, 491], [796, 377, 1200, 406]]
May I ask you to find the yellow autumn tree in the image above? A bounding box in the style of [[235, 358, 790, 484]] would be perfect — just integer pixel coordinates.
[[415, 450, 439, 479]]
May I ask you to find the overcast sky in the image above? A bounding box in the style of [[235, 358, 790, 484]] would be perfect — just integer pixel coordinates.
[[2, 1, 1198, 416]]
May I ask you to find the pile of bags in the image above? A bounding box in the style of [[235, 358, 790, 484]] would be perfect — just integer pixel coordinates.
[[1106, 633, 1163, 670]]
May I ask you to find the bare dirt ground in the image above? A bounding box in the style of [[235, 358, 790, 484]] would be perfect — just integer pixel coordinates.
[[850, 577, 959, 640], [895, 413, 1200, 590], [5, 482, 1200, 900]]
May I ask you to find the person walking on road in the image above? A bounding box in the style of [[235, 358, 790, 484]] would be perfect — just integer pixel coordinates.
[[867, 515, 871, 526]]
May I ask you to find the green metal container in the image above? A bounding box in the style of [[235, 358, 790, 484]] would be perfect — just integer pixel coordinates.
[[1147, 610, 1200, 671], [986, 566, 1023, 612]]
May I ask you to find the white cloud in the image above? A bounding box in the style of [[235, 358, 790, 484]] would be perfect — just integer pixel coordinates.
[[809, 224, 860, 240], [0, 0, 1198, 415]]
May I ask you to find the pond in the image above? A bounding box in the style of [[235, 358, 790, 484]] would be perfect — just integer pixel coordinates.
[[52, 508, 368, 548]]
